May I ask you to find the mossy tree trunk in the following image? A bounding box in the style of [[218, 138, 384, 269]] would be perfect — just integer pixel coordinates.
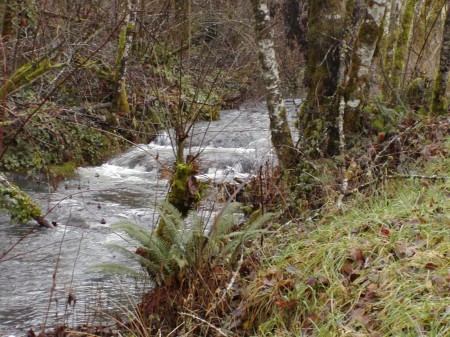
[[299, 0, 345, 156], [431, 1, 450, 115], [250, 0, 297, 172], [282, 0, 308, 51], [159, 0, 198, 230], [342, 0, 387, 132], [390, 0, 417, 95], [381, 0, 403, 84], [111, 0, 137, 117]]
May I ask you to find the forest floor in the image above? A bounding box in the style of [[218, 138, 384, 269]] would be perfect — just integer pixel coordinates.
[[29, 116, 449, 336]]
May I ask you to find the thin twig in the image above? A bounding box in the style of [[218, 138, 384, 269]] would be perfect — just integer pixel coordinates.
[[222, 250, 244, 300], [179, 311, 228, 337]]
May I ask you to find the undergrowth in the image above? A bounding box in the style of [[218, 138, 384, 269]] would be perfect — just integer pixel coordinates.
[[43, 120, 449, 337], [242, 137, 449, 336]]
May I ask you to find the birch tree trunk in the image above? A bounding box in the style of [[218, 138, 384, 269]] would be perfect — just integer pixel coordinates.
[[251, 0, 297, 171], [431, 1, 450, 115]]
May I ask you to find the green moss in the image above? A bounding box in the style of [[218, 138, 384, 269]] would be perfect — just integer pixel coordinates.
[[114, 28, 127, 81], [431, 66, 449, 116], [0, 58, 65, 99], [48, 162, 76, 183], [0, 182, 42, 223], [392, 0, 416, 90], [0, 106, 124, 174]]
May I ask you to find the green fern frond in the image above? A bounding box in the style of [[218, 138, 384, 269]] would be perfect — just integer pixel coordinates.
[[112, 221, 152, 246], [225, 212, 274, 260], [213, 202, 241, 239], [137, 238, 176, 275], [104, 243, 163, 275], [94, 199, 275, 286], [156, 201, 184, 246]]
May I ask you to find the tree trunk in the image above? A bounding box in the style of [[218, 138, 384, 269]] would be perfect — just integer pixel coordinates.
[[343, 0, 387, 130], [111, 0, 137, 117], [299, 0, 345, 156], [431, 1, 450, 115], [391, 0, 417, 92], [251, 0, 297, 171]]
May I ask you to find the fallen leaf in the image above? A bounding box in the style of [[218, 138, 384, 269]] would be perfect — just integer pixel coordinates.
[[306, 278, 317, 287], [262, 277, 276, 288], [380, 228, 390, 236], [395, 242, 416, 258], [350, 248, 365, 263], [349, 272, 361, 283], [349, 308, 370, 326], [342, 263, 353, 276], [278, 279, 294, 291], [302, 314, 319, 329], [317, 275, 330, 286], [425, 262, 438, 270]]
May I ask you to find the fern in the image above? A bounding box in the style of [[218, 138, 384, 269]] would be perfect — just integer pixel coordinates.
[[224, 212, 273, 261], [112, 221, 152, 245], [92, 200, 275, 286]]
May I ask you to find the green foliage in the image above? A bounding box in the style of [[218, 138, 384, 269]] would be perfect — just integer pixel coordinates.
[[0, 181, 42, 223], [363, 97, 405, 133], [93, 200, 273, 286], [48, 162, 76, 178], [0, 108, 120, 175]]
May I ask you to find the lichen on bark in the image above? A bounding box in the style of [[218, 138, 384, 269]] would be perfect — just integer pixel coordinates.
[[251, 0, 297, 171]]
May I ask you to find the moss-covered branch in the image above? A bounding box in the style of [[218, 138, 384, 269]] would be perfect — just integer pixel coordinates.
[[0, 173, 53, 227], [0, 57, 66, 100]]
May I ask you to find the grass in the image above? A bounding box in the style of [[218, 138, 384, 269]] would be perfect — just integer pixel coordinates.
[[242, 141, 450, 336]]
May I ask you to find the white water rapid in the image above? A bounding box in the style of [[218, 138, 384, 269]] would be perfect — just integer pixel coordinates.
[[0, 100, 299, 336]]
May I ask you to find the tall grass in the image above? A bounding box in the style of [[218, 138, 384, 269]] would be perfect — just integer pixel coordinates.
[[243, 144, 449, 336]]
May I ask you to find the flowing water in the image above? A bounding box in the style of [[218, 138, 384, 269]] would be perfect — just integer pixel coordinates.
[[0, 100, 299, 336]]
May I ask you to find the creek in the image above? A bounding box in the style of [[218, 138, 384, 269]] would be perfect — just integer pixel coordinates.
[[0, 100, 299, 336]]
